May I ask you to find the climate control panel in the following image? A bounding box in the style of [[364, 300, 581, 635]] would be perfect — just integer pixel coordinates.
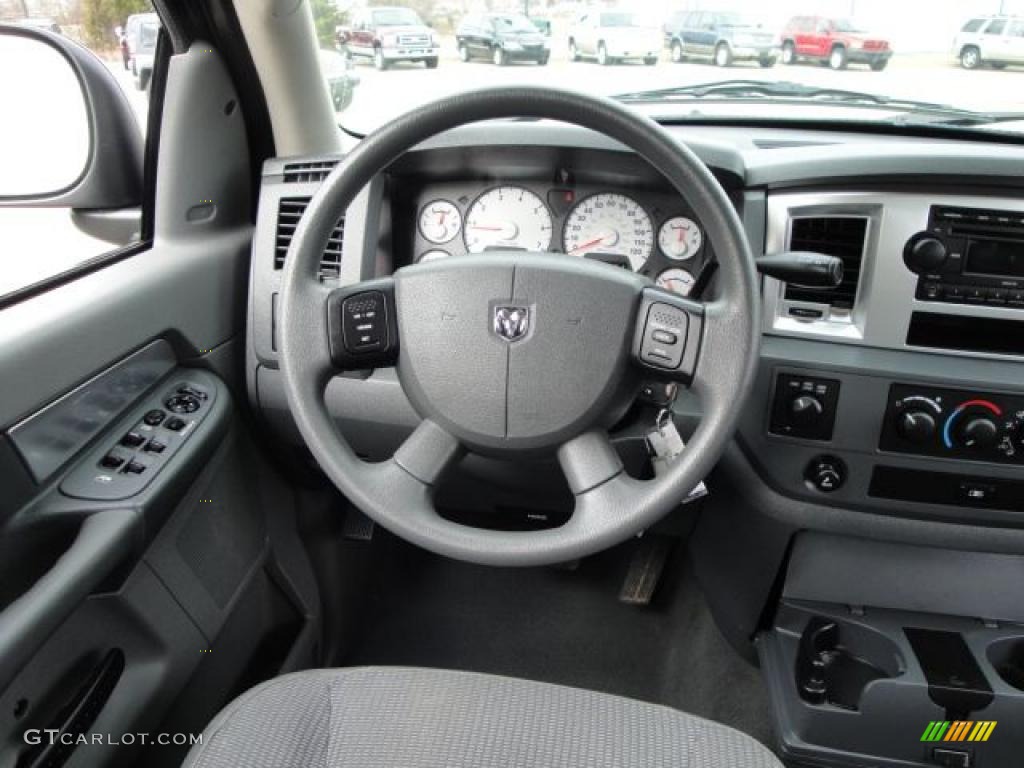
[[880, 384, 1024, 464]]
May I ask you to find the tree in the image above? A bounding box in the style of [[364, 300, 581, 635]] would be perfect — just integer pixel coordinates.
[[81, 0, 150, 48], [309, 0, 340, 46]]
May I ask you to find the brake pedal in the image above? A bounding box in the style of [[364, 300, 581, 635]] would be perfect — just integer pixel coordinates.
[[619, 535, 673, 605]]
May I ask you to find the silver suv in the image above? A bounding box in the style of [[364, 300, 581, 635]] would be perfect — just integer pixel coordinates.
[[953, 15, 1024, 69]]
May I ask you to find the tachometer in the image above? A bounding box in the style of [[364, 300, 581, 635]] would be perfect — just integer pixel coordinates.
[[563, 193, 653, 271], [658, 216, 702, 261], [464, 186, 552, 253]]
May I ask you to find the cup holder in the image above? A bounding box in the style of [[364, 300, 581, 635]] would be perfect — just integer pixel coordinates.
[[987, 637, 1024, 691], [796, 616, 903, 710]]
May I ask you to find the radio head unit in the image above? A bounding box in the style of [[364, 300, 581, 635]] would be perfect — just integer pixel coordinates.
[[904, 206, 1024, 308]]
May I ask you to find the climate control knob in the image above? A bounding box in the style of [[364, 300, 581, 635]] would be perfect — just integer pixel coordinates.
[[903, 234, 948, 274], [895, 409, 936, 444], [958, 417, 999, 453]]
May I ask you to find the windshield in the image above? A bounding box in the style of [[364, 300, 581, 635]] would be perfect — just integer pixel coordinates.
[[322, 2, 1024, 138], [371, 8, 423, 26]]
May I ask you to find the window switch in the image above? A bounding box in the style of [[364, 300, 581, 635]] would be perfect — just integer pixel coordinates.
[[165, 417, 187, 432], [99, 453, 126, 470], [144, 439, 166, 454], [123, 460, 147, 475], [120, 432, 146, 448]]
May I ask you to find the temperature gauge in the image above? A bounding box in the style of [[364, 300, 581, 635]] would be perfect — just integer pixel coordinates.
[[656, 267, 696, 297], [418, 200, 462, 244], [658, 217, 702, 261]]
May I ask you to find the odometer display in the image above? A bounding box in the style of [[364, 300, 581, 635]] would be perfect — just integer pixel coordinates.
[[563, 193, 653, 271]]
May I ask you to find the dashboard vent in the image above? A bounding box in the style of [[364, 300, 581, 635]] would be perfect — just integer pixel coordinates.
[[274, 197, 344, 279], [282, 160, 338, 183], [784, 216, 867, 310]]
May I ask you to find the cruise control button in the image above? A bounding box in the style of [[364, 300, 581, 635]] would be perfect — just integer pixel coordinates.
[[342, 292, 387, 353]]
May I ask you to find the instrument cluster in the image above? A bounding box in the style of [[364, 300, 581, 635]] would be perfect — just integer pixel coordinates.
[[409, 182, 709, 297]]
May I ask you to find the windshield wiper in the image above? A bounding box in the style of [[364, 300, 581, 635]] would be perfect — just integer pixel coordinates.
[[614, 80, 1011, 126]]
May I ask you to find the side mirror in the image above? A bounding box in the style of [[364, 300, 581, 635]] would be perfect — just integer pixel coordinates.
[[0, 24, 143, 212]]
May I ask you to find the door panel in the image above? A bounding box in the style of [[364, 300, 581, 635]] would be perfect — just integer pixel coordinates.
[[0, 39, 320, 768]]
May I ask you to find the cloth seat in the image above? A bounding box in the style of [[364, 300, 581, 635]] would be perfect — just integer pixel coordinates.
[[184, 666, 782, 768]]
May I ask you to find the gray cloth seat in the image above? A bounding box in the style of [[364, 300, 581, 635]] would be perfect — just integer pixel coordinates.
[[183, 666, 782, 768]]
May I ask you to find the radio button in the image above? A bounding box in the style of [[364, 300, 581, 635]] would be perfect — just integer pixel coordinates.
[[922, 282, 942, 300], [945, 285, 965, 301], [1007, 290, 1024, 307], [964, 287, 987, 304]]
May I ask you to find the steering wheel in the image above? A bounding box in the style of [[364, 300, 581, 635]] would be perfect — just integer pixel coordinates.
[[278, 87, 759, 567]]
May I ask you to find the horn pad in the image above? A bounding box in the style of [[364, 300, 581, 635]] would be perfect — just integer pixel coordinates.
[[394, 253, 644, 453]]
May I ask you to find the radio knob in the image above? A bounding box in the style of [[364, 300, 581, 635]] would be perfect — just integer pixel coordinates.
[[895, 409, 936, 444], [904, 234, 948, 274], [958, 417, 999, 453]]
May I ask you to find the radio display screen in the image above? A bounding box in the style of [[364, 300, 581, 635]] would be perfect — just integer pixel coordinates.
[[965, 239, 1024, 278]]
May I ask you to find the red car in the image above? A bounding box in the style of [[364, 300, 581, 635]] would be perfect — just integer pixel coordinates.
[[780, 16, 892, 71]]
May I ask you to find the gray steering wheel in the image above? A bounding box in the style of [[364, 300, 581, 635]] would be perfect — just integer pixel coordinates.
[[278, 87, 760, 567]]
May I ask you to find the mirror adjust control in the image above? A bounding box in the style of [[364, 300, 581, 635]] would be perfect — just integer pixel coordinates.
[[165, 417, 187, 432], [342, 292, 387, 353], [143, 409, 166, 426], [120, 431, 146, 448]]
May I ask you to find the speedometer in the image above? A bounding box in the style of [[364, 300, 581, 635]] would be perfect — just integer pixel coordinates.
[[464, 186, 552, 253], [563, 193, 653, 271]]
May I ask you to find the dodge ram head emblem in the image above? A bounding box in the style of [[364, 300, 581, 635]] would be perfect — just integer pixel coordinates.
[[492, 306, 530, 342]]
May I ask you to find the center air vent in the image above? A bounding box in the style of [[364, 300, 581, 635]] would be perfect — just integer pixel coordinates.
[[274, 197, 344, 279], [784, 216, 867, 310], [282, 160, 338, 183]]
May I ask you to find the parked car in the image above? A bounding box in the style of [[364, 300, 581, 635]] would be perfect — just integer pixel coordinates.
[[953, 16, 1024, 70], [124, 12, 160, 90], [663, 10, 777, 67], [780, 15, 892, 71], [568, 8, 660, 65], [530, 18, 552, 37], [319, 48, 360, 111], [338, 6, 439, 70], [456, 13, 550, 66]]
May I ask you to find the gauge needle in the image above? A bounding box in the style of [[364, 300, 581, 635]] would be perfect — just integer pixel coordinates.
[[570, 236, 606, 255], [468, 225, 504, 231]]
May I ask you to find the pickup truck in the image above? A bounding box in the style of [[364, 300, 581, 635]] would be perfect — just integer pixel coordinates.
[[338, 6, 440, 70]]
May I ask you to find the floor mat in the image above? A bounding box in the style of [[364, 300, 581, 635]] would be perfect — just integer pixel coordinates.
[[337, 533, 775, 748]]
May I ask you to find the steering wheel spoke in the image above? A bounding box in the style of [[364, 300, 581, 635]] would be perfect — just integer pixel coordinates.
[[630, 286, 705, 385], [557, 430, 624, 495], [326, 278, 400, 371], [393, 419, 464, 486]]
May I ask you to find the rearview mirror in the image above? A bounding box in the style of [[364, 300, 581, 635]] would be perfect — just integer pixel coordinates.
[[0, 24, 143, 209]]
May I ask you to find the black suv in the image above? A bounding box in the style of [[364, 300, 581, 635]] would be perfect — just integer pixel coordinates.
[[456, 13, 550, 65]]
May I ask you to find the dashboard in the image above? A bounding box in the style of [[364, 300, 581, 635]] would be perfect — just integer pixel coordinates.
[[246, 122, 1024, 540]]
